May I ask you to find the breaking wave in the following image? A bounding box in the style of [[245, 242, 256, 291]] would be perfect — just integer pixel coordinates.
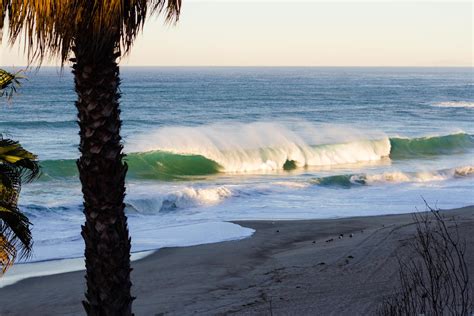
[[126, 186, 232, 213], [389, 133, 474, 159], [38, 122, 474, 180], [312, 165, 474, 188]]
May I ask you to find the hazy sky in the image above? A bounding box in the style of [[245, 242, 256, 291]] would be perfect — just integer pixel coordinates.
[[1, 1, 472, 67]]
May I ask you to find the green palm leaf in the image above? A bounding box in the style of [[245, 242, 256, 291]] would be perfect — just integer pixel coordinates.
[[0, 203, 32, 274], [0, 69, 25, 100], [0, 163, 21, 191], [0, 137, 40, 182], [0, 138, 37, 273], [0, 203, 32, 256], [0, 180, 32, 274], [0, 69, 15, 89]]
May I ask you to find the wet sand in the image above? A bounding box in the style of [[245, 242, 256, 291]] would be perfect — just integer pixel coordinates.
[[0, 206, 473, 315]]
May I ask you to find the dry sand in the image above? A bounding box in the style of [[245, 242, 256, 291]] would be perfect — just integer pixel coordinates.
[[0, 206, 473, 315]]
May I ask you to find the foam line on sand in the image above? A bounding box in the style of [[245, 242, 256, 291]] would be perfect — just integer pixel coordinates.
[[0, 251, 153, 288]]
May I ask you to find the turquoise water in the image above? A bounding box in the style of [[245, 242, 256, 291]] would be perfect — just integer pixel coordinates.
[[1, 67, 473, 262]]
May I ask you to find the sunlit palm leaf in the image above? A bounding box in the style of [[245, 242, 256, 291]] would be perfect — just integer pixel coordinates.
[[0, 137, 40, 182], [0, 69, 25, 100], [0, 69, 15, 89]]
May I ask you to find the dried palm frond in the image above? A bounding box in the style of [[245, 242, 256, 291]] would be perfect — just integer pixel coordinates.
[[0, 234, 17, 275], [1, 0, 181, 64]]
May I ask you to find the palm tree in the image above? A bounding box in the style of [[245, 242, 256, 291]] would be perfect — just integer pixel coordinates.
[[1, 1, 181, 314], [0, 137, 39, 274]]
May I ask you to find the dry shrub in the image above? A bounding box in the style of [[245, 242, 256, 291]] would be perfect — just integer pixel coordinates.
[[378, 204, 473, 316]]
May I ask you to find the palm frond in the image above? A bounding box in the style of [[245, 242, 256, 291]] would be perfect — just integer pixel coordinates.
[[0, 234, 17, 275], [0, 69, 25, 100], [0, 69, 16, 90], [0, 137, 40, 182], [0, 203, 32, 261], [0, 170, 20, 211], [0, 138, 35, 274], [0, 163, 21, 191], [1, 0, 181, 64]]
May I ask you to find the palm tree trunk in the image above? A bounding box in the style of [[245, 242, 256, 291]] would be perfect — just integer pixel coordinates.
[[72, 39, 133, 315]]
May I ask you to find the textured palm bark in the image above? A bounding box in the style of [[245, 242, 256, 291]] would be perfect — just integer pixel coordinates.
[[73, 39, 133, 315]]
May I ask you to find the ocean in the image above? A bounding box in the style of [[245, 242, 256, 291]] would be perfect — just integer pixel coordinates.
[[1, 67, 473, 262]]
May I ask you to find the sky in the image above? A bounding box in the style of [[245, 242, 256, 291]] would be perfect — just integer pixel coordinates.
[[0, 1, 472, 67]]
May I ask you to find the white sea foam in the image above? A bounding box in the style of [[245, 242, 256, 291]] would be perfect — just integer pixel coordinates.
[[431, 101, 474, 108], [126, 186, 232, 213], [351, 165, 474, 185], [126, 122, 390, 172], [454, 165, 474, 177], [160, 186, 232, 211], [0, 251, 153, 288], [273, 181, 311, 188]]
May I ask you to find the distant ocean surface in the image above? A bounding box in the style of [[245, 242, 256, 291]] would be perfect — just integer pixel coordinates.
[[1, 67, 473, 262]]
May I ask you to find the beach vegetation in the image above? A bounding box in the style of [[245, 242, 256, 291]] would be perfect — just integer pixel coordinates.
[[378, 205, 473, 315], [1, 1, 181, 314], [0, 68, 25, 100], [0, 137, 39, 274]]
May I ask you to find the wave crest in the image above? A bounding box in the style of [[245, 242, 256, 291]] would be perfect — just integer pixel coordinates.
[[126, 122, 391, 173], [431, 101, 474, 108], [313, 165, 474, 188], [389, 133, 474, 159], [38, 122, 473, 180], [126, 186, 232, 213]]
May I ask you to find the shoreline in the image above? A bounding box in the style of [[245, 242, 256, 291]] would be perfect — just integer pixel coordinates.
[[0, 221, 255, 288], [0, 251, 155, 288], [0, 205, 473, 315]]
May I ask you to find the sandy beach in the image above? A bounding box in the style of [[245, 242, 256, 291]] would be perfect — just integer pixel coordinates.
[[0, 205, 473, 315]]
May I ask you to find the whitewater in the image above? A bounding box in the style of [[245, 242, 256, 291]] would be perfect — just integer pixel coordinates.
[[1, 67, 473, 263]]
